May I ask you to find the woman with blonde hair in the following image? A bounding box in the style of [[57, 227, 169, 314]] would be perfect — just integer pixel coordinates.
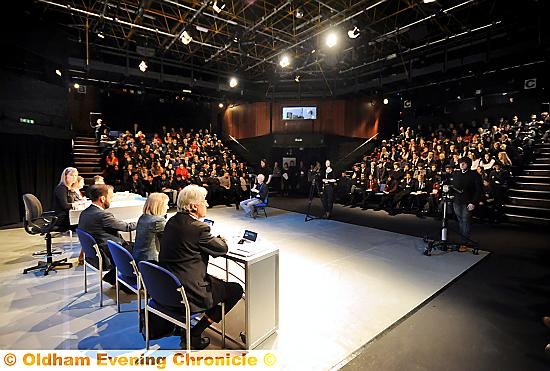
[[53, 167, 79, 230], [498, 151, 513, 171], [132, 193, 169, 263]]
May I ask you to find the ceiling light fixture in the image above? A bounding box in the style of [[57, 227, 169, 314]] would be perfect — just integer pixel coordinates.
[[295, 8, 303, 19], [139, 60, 148, 72], [97, 32, 105, 39], [294, 75, 300, 83], [212, 1, 226, 14], [55, 69, 62, 77], [180, 31, 193, 45], [229, 77, 238, 88], [73, 83, 80, 89], [279, 54, 290, 68], [195, 25, 209, 33], [218, 102, 224, 108], [383, 98, 389, 105], [325, 32, 338, 48], [347, 26, 360, 39]]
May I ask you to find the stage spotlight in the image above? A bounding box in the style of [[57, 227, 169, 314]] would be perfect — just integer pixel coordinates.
[[139, 60, 148, 72], [212, 1, 226, 13], [218, 102, 224, 108], [294, 75, 300, 83], [180, 31, 193, 45], [325, 32, 338, 48], [383, 98, 389, 105], [295, 8, 303, 19], [279, 54, 290, 68], [97, 32, 105, 39], [55, 69, 62, 77], [347, 26, 360, 39], [229, 77, 238, 88], [73, 83, 80, 89]]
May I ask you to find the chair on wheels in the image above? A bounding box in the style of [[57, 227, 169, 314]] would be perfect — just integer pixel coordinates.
[[75, 228, 105, 307], [253, 194, 269, 219], [138, 261, 203, 351], [106, 240, 141, 314], [22, 193, 73, 275]]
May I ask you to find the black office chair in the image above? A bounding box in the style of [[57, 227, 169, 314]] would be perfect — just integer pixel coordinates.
[[22, 193, 73, 275]]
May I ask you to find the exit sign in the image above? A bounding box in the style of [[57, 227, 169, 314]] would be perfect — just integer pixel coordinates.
[[19, 118, 35, 124]]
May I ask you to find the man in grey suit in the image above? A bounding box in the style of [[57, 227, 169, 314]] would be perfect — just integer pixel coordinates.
[[78, 184, 137, 285]]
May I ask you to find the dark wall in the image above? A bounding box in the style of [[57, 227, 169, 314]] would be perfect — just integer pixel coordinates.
[[69, 87, 214, 135], [0, 134, 72, 226]]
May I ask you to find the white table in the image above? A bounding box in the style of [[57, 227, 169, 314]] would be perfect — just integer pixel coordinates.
[[69, 193, 146, 225], [208, 235, 279, 349]]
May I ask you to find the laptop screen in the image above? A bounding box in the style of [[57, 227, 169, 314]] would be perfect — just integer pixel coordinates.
[[243, 230, 258, 242]]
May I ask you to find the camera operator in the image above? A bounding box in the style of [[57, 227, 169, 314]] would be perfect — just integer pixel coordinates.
[[451, 157, 483, 252]]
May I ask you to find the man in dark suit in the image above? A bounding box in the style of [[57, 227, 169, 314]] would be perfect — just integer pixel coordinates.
[[452, 157, 483, 251], [321, 159, 337, 218], [159, 185, 243, 350], [78, 184, 137, 285]]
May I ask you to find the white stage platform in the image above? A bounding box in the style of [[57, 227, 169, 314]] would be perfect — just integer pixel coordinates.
[[0, 206, 488, 370]]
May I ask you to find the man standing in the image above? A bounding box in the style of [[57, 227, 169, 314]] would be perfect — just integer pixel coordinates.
[[451, 157, 483, 252], [78, 184, 137, 285], [321, 159, 337, 218]]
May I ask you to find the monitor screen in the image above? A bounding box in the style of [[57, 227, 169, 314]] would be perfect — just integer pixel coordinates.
[[282, 106, 317, 120]]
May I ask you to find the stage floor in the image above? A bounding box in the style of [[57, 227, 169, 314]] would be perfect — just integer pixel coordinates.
[[0, 206, 488, 370]]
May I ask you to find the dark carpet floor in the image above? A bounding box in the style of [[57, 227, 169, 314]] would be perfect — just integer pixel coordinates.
[[269, 195, 550, 371]]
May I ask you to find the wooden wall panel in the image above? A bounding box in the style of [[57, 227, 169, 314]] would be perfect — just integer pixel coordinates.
[[223, 98, 381, 139]]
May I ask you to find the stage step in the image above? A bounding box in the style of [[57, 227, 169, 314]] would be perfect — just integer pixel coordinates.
[[522, 169, 550, 177], [507, 196, 550, 208], [75, 136, 98, 143], [514, 175, 550, 183], [532, 157, 550, 164], [504, 213, 550, 225], [526, 163, 550, 169], [508, 189, 550, 199], [502, 204, 550, 219], [514, 182, 550, 191]]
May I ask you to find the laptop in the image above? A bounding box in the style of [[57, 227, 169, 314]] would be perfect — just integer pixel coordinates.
[[237, 230, 258, 244]]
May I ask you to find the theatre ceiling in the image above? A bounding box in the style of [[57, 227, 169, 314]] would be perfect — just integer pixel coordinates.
[[14, 0, 550, 101]]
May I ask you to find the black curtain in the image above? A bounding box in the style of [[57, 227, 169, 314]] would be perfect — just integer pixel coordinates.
[[0, 134, 72, 226]]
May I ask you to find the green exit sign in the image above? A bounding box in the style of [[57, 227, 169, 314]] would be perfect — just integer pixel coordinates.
[[19, 118, 35, 124]]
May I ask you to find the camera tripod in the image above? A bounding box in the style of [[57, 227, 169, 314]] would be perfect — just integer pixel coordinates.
[[305, 176, 323, 222], [423, 196, 479, 256]]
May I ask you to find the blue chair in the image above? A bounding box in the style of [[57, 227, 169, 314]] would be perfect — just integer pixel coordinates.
[[253, 194, 269, 219], [75, 228, 105, 307], [138, 261, 203, 351], [106, 240, 141, 314]]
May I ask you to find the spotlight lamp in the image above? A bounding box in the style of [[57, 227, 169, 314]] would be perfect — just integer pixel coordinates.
[[294, 75, 301, 83], [279, 54, 290, 68], [97, 32, 105, 39], [229, 77, 238, 88], [383, 98, 389, 105], [55, 69, 62, 77], [325, 32, 338, 48], [139, 60, 148, 72], [73, 83, 80, 89], [218, 102, 224, 108], [295, 8, 303, 19], [347, 26, 360, 39], [212, 1, 226, 14], [180, 31, 193, 45]]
